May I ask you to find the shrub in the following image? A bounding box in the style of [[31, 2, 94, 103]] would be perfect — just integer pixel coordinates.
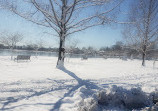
[[78, 85, 154, 111], [97, 85, 152, 110]]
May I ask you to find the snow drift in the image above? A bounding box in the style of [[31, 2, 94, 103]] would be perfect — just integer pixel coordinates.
[[78, 85, 158, 111]]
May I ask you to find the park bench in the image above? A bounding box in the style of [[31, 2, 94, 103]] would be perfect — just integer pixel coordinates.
[[81, 55, 88, 60], [14, 55, 31, 62]]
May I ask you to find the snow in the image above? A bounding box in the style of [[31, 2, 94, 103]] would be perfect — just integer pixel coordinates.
[[0, 56, 158, 111]]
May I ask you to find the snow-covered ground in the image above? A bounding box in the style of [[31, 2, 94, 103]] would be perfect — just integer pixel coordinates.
[[0, 56, 158, 111]]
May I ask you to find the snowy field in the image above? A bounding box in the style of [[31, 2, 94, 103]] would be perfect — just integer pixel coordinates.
[[0, 56, 158, 111]]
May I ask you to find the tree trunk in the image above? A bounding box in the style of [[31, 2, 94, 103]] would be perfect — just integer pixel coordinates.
[[57, 38, 65, 68], [57, 0, 66, 68], [11, 47, 13, 60], [142, 52, 146, 66], [142, 45, 146, 66]]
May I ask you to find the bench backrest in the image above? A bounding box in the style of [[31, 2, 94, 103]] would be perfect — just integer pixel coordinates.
[[17, 55, 30, 60]]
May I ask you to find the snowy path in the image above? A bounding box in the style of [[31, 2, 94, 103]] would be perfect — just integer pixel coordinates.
[[0, 56, 158, 111]]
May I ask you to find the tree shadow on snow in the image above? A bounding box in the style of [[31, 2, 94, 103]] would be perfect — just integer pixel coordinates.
[[0, 80, 74, 111], [50, 67, 100, 111], [0, 67, 99, 111]]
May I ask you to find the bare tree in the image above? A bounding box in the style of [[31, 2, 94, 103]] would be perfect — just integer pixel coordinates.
[[2, 0, 123, 67], [66, 38, 79, 55], [27, 39, 45, 57], [0, 32, 23, 59], [123, 0, 158, 66], [81, 46, 97, 58]]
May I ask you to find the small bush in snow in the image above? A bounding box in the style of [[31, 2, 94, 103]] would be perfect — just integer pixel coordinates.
[[78, 98, 98, 111], [97, 85, 152, 110]]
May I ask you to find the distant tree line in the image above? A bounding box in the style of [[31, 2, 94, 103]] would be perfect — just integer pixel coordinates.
[[99, 41, 158, 60], [0, 43, 59, 52], [0, 40, 157, 60]]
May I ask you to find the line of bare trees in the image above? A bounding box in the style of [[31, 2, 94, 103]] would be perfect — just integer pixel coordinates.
[[0, 32, 23, 59], [1, 0, 123, 68], [0, 0, 157, 67], [123, 0, 158, 66], [0, 32, 47, 58]]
